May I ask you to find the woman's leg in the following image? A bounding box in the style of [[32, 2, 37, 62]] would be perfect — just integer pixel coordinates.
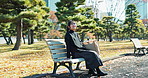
[[74, 50, 103, 69], [74, 50, 107, 76]]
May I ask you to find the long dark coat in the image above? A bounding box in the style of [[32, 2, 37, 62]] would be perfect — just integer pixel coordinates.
[[65, 30, 103, 70]]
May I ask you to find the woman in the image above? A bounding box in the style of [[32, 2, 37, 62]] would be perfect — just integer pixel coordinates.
[[65, 20, 107, 77]]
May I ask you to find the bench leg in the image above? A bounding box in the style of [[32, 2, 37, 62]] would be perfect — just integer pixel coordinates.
[[75, 62, 81, 70], [137, 49, 146, 55], [137, 49, 141, 55], [57, 62, 76, 78], [53, 62, 58, 74], [134, 48, 137, 54], [142, 49, 146, 55], [68, 63, 75, 78]]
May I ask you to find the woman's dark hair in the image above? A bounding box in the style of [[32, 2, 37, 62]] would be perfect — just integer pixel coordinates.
[[67, 20, 74, 31], [68, 20, 74, 26]]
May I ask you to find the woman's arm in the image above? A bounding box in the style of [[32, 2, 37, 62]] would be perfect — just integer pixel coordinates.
[[65, 34, 71, 58]]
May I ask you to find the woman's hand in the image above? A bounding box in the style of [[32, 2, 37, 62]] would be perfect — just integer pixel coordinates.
[[83, 40, 95, 45]]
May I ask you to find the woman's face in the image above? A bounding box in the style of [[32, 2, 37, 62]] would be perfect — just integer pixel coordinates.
[[68, 22, 77, 31]]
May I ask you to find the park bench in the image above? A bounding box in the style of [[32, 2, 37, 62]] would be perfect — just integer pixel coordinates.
[[131, 38, 148, 55], [45, 39, 85, 78]]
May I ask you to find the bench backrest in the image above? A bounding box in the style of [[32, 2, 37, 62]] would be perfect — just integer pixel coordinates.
[[45, 39, 67, 61], [131, 38, 142, 48]]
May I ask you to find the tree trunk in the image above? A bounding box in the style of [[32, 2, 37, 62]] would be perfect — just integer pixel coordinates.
[[98, 36, 100, 41], [39, 33, 42, 41], [30, 29, 34, 44], [96, 33, 100, 41], [130, 24, 133, 38], [12, 19, 22, 50], [22, 34, 26, 44], [130, 33, 134, 38], [108, 31, 113, 42], [105, 32, 107, 41], [28, 29, 31, 45], [1, 31, 9, 45], [8, 36, 13, 45]]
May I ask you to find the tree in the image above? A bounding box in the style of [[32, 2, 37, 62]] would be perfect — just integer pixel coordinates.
[[55, 0, 85, 33], [93, 18, 106, 41], [22, 5, 50, 44], [124, 4, 146, 38], [101, 16, 119, 42], [0, 23, 15, 45], [94, 26, 105, 41], [68, 7, 96, 41], [0, 0, 50, 50], [55, 0, 97, 41], [34, 20, 51, 41], [0, 0, 27, 48], [55, 0, 85, 22], [114, 28, 123, 40]]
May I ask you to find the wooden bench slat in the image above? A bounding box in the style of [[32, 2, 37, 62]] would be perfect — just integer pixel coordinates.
[[53, 58, 67, 61], [54, 58, 85, 63], [52, 53, 67, 59], [131, 38, 142, 48], [51, 49, 67, 53], [47, 41, 63, 45], [49, 45, 65, 49]]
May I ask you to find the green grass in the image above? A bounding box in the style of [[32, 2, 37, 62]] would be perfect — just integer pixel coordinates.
[[0, 40, 147, 77]]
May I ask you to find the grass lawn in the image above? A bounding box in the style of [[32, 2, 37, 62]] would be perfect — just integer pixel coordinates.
[[0, 40, 147, 78]]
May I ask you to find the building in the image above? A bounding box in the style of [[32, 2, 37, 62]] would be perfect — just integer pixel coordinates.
[[126, 0, 148, 26], [85, 0, 104, 18], [44, 0, 60, 11], [100, 0, 148, 25], [85, 0, 126, 22], [103, 0, 126, 21]]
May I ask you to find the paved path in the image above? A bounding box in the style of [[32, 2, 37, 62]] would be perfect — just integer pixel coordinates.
[[24, 53, 148, 78], [0, 37, 38, 44]]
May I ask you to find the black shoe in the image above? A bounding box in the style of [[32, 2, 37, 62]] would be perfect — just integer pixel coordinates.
[[97, 72, 108, 76], [88, 70, 97, 76], [96, 68, 108, 76]]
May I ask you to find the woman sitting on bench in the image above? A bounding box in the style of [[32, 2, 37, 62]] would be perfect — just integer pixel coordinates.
[[65, 20, 107, 77]]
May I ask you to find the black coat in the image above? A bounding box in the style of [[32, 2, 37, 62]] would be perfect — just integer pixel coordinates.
[[65, 30, 103, 69]]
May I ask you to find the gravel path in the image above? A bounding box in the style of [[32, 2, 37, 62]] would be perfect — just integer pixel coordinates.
[[25, 54, 148, 78], [101, 54, 148, 78]]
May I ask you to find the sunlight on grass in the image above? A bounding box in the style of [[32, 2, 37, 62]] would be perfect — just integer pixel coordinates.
[[0, 40, 147, 77], [99, 40, 148, 59], [0, 41, 53, 78]]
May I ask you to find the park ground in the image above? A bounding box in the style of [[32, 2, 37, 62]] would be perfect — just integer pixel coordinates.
[[0, 40, 147, 78]]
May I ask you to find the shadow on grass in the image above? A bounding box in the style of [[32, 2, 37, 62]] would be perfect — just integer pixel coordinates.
[[0, 44, 14, 53], [0, 43, 47, 54], [101, 47, 133, 51], [20, 45, 47, 50], [0, 49, 13, 53], [0, 44, 9, 47], [23, 70, 97, 78], [120, 53, 147, 57], [9, 51, 47, 60]]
